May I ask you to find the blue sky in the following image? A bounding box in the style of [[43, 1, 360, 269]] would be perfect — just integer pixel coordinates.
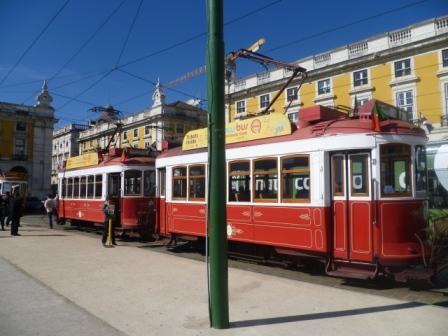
[[0, 0, 447, 127]]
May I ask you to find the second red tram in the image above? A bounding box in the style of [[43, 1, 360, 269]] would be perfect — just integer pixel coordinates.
[[155, 100, 429, 280], [57, 148, 156, 237]]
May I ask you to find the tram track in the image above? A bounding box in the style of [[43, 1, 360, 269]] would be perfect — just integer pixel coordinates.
[[75, 226, 448, 307], [23, 217, 448, 307]]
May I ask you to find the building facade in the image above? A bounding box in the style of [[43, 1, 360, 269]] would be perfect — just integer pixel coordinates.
[[226, 16, 448, 136], [51, 123, 90, 186], [0, 82, 56, 198], [78, 82, 207, 153], [226, 16, 448, 208]]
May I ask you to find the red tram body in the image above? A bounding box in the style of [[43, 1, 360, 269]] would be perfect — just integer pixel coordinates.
[[57, 148, 156, 236], [155, 100, 429, 280]]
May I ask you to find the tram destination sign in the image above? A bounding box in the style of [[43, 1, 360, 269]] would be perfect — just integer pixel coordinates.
[[182, 113, 291, 150]]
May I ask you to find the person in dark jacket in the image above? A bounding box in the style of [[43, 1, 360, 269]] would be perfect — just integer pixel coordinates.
[[10, 190, 23, 236], [102, 195, 116, 246], [0, 194, 6, 230]]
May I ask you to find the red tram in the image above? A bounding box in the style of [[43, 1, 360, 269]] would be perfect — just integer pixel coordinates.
[[57, 148, 156, 237], [155, 100, 430, 280]]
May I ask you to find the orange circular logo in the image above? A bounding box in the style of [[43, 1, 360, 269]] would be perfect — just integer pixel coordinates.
[[251, 119, 262, 133]]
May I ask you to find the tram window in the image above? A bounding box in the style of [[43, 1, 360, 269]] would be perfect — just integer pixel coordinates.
[[380, 144, 411, 197], [332, 156, 344, 196], [415, 145, 427, 194], [87, 175, 94, 198], [62, 178, 67, 197], [253, 159, 278, 202], [95, 175, 102, 198], [281, 155, 310, 203], [73, 177, 80, 198], [80, 176, 87, 198], [228, 161, 250, 202], [172, 166, 187, 200], [189, 165, 206, 201], [124, 170, 142, 196], [144, 170, 156, 197], [67, 178, 73, 198], [350, 155, 369, 196]]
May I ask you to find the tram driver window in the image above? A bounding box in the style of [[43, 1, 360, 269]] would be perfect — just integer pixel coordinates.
[[87, 175, 94, 198], [281, 155, 310, 203], [415, 145, 427, 194], [124, 170, 142, 195], [62, 178, 67, 197], [172, 167, 187, 200], [144, 170, 156, 197], [95, 175, 102, 198], [67, 178, 73, 198], [380, 144, 411, 197], [253, 159, 278, 202], [73, 177, 80, 198], [228, 161, 250, 202], [189, 165, 206, 201]]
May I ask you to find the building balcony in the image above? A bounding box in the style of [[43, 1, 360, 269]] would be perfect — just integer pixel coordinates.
[[12, 154, 28, 161]]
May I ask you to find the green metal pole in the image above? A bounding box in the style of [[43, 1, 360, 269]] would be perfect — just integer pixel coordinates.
[[207, 0, 229, 329]]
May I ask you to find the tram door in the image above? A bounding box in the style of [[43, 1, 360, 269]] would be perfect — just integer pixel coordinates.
[[331, 152, 373, 262], [157, 168, 167, 234], [107, 173, 121, 226]]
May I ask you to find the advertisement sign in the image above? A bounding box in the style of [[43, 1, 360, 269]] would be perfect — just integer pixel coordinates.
[[66, 152, 99, 169], [182, 113, 291, 150]]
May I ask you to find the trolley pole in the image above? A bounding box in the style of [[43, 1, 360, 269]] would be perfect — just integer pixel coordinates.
[[207, 0, 229, 329]]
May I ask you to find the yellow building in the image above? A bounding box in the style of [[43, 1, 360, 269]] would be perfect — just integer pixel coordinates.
[[226, 16, 448, 144], [78, 82, 207, 153], [0, 82, 56, 198]]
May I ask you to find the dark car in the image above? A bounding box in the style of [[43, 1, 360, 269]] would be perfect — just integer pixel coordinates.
[[25, 197, 44, 212]]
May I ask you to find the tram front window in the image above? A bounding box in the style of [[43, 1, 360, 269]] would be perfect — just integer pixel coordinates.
[[380, 144, 411, 197], [124, 170, 142, 196], [144, 170, 155, 197], [415, 145, 427, 194]]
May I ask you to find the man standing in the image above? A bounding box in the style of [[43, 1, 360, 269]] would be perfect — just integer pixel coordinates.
[[44, 194, 56, 229], [102, 195, 116, 246], [10, 189, 23, 236]]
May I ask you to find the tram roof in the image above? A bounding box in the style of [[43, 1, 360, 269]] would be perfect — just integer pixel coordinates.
[[159, 101, 426, 159]]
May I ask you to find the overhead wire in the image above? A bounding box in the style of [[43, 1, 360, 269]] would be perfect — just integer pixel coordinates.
[[21, 0, 127, 104], [267, 0, 430, 53], [0, 0, 71, 87], [115, 0, 143, 66]]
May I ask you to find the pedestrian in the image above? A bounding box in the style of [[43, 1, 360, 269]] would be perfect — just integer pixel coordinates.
[[4, 191, 12, 227], [10, 189, 23, 236], [102, 195, 116, 246], [0, 194, 6, 230], [44, 193, 57, 229]]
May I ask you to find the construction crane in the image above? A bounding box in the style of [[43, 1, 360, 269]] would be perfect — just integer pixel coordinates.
[[166, 38, 266, 88], [166, 38, 307, 116]]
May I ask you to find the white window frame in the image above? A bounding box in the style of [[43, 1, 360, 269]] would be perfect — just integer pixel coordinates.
[[14, 137, 26, 156], [259, 93, 271, 111], [317, 78, 331, 95], [285, 86, 299, 104], [394, 88, 416, 121], [353, 69, 369, 87], [236, 100, 246, 114], [393, 58, 412, 79], [442, 49, 448, 68]]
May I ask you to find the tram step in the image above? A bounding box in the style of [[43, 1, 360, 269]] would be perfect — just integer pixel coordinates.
[[327, 267, 376, 280]]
